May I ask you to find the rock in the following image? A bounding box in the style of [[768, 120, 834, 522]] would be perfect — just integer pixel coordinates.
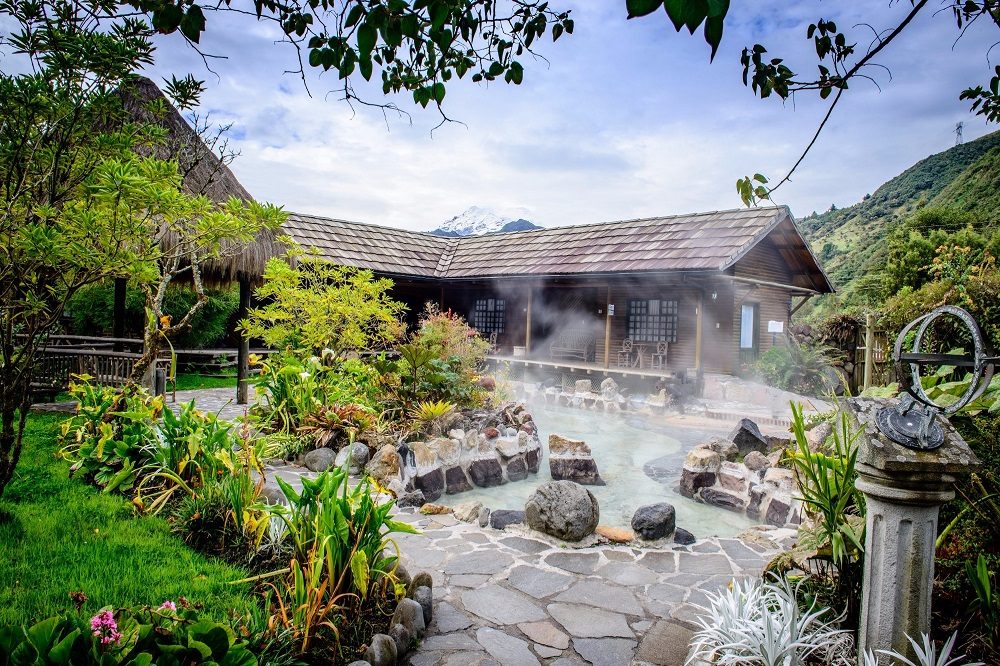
[[430, 437, 461, 466], [807, 421, 833, 448], [743, 450, 770, 471], [631, 503, 676, 540], [407, 572, 433, 597], [765, 493, 792, 525], [412, 585, 433, 625], [766, 450, 784, 468], [600, 377, 619, 397], [419, 502, 452, 515], [303, 447, 337, 472], [525, 447, 540, 473], [673, 527, 696, 545], [521, 423, 536, 436], [518, 621, 570, 650], [347, 662, 371, 666], [394, 562, 412, 587], [489, 509, 525, 530], [390, 598, 426, 639], [597, 525, 634, 543], [260, 481, 285, 505], [679, 469, 716, 499], [718, 461, 748, 493], [763, 467, 795, 491], [414, 466, 445, 501], [483, 426, 500, 439], [363, 633, 396, 666], [396, 490, 425, 508], [574, 379, 593, 393], [698, 436, 739, 461], [507, 456, 528, 482], [729, 418, 768, 455], [468, 456, 504, 488], [334, 443, 370, 474], [684, 447, 722, 472], [411, 441, 438, 469], [366, 444, 402, 484], [747, 484, 766, 520], [388, 623, 411, 657], [496, 437, 522, 458], [478, 506, 491, 527], [477, 376, 496, 391], [448, 428, 465, 441], [525, 481, 600, 542], [444, 465, 473, 494], [765, 435, 792, 453], [548, 434, 591, 456], [549, 456, 605, 485], [699, 487, 747, 512], [453, 501, 483, 523]]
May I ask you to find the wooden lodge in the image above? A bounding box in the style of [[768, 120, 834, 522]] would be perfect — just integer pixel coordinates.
[[280, 206, 834, 379]]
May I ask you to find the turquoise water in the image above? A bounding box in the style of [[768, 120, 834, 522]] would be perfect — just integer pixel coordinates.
[[438, 403, 756, 538]]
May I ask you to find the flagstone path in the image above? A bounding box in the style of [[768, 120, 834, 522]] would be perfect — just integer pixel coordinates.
[[389, 510, 794, 666]]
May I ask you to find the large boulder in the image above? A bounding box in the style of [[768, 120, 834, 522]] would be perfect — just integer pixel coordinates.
[[728, 419, 768, 455], [303, 447, 337, 472], [334, 442, 370, 475], [679, 448, 721, 498], [698, 436, 738, 461], [525, 447, 541, 473], [631, 503, 676, 540], [506, 456, 528, 482], [524, 481, 599, 541], [366, 444, 402, 484], [548, 434, 591, 456], [718, 461, 748, 493], [549, 456, 605, 485], [468, 456, 504, 488], [429, 437, 461, 466], [414, 466, 445, 502], [444, 465, 473, 494]]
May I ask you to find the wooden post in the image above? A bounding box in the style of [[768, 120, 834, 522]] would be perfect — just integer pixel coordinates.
[[112, 278, 127, 351], [603, 286, 612, 369], [236, 277, 251, 405], [694, 292, 704, 372], [524, 288, 533, 355], [863, 311, 874, 391]]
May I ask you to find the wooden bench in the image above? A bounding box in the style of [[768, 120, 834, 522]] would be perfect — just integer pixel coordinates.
[[549, 331, 596, 362]]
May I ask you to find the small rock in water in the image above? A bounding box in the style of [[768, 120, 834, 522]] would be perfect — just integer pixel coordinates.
[[631, 503, 676, 540], [596, 525, 634, 543], [673, 527, 696, 545]]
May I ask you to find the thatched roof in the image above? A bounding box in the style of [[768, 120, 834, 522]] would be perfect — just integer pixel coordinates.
[[281, 206, 834, 292], [125, 77, 284, 284]]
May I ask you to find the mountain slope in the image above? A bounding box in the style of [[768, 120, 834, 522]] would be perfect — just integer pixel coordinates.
[[430, 206, 542, 237], [801, 130, 1000, 299]]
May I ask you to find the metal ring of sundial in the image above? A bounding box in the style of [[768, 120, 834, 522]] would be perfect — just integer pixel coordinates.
[[876, 305, 997, 450]]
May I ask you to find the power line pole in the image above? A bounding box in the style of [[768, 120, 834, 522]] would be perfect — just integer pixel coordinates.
[[955, 122, 964, 145]]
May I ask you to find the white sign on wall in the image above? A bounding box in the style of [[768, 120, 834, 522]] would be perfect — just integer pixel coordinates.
[[767, 320, 785, 333]]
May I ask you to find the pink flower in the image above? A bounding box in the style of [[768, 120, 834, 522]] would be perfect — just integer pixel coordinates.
[[90, 610, 121, 647], [159, 600, 177, 612]]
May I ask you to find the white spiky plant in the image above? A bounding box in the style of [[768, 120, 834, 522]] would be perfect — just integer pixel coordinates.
[[687, 577, 854, 666], [861, 632, 985, 666]]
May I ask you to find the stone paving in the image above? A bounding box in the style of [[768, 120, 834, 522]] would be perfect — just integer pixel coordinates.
[[389, 510, 794, 666]]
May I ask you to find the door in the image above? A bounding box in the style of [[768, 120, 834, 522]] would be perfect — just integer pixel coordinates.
[[739, 302, 760, 366]]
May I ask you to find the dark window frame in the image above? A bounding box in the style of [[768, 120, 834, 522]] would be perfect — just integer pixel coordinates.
[[627, 299, 678, 343], [471, 297, 506, 334]]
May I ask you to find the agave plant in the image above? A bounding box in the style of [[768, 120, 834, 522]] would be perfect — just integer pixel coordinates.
[[408, 399, 456, 436], [298, 403, 374, 448], [861, 632, 984, 666], [687, 576, 854, 666]]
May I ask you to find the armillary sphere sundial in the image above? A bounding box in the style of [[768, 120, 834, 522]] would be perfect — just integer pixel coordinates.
[[876, 305, 998, 450]]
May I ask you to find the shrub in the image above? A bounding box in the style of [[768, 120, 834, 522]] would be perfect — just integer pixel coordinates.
[[411, 302, 489, 379], [754, 339, 838, 396], [0, 602, 258, 665], [65, 281, 239, 349]]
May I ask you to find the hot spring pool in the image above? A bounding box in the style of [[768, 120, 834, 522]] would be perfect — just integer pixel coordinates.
[[438, 403, 756, 538]]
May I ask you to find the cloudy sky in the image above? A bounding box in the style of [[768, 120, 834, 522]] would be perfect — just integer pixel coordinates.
[[146, 1, 999, 231]]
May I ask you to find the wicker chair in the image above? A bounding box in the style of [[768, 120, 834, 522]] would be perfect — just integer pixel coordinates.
[[649, 341, 669, 371], [616, 338, 634, 368]]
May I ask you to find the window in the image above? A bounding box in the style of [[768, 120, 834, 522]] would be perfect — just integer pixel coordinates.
[[471, 298, 505, 334], [627, 299, 678, 342]]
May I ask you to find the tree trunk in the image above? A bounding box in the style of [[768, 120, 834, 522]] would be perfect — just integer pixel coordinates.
[[131, 329, 161, 389], [236, 277, 251, 405], [0, 370, 31, 499]]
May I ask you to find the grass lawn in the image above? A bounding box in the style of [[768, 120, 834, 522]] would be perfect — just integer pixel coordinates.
[[171, 373, 239, 391], [0, 413, 258, 627]]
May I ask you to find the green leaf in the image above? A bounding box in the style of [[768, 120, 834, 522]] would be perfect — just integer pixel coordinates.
[[662, 0, 686, 31], [47, 628, 79, 664], [626, 0, 662, 18], [350, 550, 370, 598], [357, 23, 377, 56], [180, 5, 207, 43]]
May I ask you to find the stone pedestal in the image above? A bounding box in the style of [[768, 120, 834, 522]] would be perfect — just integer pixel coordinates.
[[847, 399, 979, 660]]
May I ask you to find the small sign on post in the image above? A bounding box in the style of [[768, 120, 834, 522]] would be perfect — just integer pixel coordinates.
[[767, 320, 784, 333]]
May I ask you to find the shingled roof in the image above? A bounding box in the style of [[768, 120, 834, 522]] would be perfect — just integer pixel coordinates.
[[281, 206, 833, 293]]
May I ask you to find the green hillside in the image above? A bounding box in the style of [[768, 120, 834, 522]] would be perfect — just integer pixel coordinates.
[[798, 130, 1000, 317]]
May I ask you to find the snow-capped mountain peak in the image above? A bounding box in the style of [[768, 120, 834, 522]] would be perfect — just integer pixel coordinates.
[[430, 206, 541, 237]]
